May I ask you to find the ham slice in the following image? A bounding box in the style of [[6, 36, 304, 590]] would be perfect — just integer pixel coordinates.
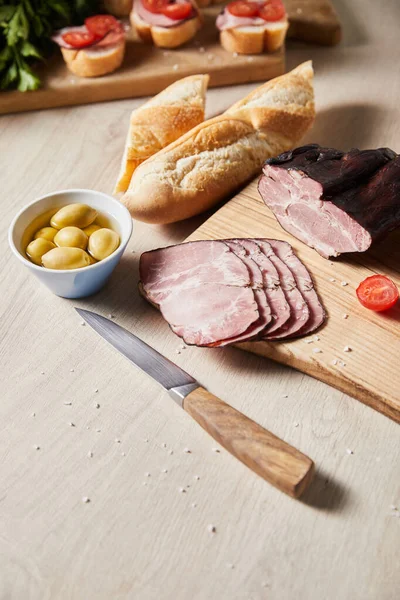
[[140, 240, 251, 304], [52, 24, 125, 50], [235, 239, 290, 335], [134, 0, 197, 28], [267, 240, 325, 336], [217, 241, 272, 345], [167, 284, 259, 346], [256, 240, 310, 339], [140, 240, 260, 346], [216, 3, 286, 31], [139, 239, 326, 346]]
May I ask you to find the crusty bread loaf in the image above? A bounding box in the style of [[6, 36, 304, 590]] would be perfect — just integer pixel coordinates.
[[104, 0, 133, 16], [122, 61, 315, 224], [220, 20, 289, 54], [61, 42, 125, 77], [115, 74, 209, 193], [131, 10, 202, 48]]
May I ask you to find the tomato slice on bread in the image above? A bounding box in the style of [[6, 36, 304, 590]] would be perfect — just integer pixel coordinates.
[[62, 30, 97, 48], [227, 1, 260, 18], [85, 14, 121, 38], [142, 0, 169, 13], [259, 0, 286, 22], [161, 2, 192, 19], [356, 275, 399, 312]]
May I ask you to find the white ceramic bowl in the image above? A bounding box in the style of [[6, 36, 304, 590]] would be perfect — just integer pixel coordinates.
[[8, 189, 133, 299]]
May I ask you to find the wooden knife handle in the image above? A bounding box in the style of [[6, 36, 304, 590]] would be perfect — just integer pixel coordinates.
[[183, 387, 314, 498]]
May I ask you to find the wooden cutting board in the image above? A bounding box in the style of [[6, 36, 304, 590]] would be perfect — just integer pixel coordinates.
[[186, 179, 400, 424], [0, 0, 341, 115]]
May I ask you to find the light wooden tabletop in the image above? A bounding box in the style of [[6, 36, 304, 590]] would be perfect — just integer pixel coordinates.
[[1, 1, 400, 598]]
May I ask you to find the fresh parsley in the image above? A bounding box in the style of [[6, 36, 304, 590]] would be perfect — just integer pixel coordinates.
[[0, 0, 99, 92]]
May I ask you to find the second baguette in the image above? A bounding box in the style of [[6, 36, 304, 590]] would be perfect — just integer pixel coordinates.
[[122, 62, 315, 224]]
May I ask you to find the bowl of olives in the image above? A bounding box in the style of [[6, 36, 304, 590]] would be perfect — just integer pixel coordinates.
[[9, 189, 133, 298]]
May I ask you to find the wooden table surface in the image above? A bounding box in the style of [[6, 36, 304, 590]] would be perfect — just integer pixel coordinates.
[[1, 1, 399, 598]]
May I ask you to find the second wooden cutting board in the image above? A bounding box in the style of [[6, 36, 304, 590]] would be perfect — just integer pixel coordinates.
[[186, 179, 400, 424]]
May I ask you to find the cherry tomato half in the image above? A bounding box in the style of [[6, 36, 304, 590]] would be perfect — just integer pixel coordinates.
[[356, 275, 399, 312], [227, 1, 260, 18], [259, 0, 286, 22], [161, 2, 193, 19], [85, 15, 121, 38], [62, 30, 97, 48], [142, 0, 169, 13]]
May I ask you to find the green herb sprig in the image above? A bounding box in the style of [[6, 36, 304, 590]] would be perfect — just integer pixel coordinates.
[[0, 0, 99, 92]]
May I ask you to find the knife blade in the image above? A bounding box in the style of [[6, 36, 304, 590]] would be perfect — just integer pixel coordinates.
[[76, 309, 199, 404], [76, 308, 315, 499]]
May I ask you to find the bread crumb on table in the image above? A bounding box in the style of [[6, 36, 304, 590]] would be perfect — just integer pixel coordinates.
[[207, 524, 216, 533], [82, 496, 90, 503]]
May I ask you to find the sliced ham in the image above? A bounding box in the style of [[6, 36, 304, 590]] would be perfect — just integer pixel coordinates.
[[235, 239, 291, 335], [217, 241, 272, 345], [216, 3, 286, 31], [166, 284, 259, 346], [134, 0, 197, 28], [140, 240, 251, 304], [52, 24, 125, 50], [139, 239, 326, 347], [266, 240, 325, 336], [256, 240, 309, 339], [140, 240, 259, 346]]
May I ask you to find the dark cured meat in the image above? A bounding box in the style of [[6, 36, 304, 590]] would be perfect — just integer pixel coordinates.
[[266, 144, 395, 196], [259, 144, 400, 258]]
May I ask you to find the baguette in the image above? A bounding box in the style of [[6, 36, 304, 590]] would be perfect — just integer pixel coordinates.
[[115, 74, 209, 194], [61, 42, 126, 78], [121, 61, 315, 224]]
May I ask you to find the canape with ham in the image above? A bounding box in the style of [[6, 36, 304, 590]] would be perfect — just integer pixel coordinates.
[[131, 0, 202, 48], [216, 0, 288, 54], [52, 15, 126, 78]]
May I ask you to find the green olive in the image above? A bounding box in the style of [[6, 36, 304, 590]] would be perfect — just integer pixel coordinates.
[[54, 226, 88, 250], [34, 226, 58, 242], [41, 247, 91, 270], [83, 223, 101, 236], [88, 228, 120, 261], [50, 204, 97, 230], [26, 238, 56, 265]]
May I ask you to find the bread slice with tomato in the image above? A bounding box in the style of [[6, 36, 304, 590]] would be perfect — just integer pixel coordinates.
[[216, 0, 288, 54], [131, 0, 202, 49], [52, 15, 126, 78]]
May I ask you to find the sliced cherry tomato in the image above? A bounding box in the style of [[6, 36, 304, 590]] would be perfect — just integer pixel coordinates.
[[259, 0, 286, 22], [62, 30, 97, 49], [356, 275, 399, 312], [227, 1, 260, 18], [85, 15, 120, 38], [161, 2, 193, 19], [142, 0, 169, 13]]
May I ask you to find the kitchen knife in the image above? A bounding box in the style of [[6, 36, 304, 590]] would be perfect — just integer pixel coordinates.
[[76, 309, 314, 498]]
